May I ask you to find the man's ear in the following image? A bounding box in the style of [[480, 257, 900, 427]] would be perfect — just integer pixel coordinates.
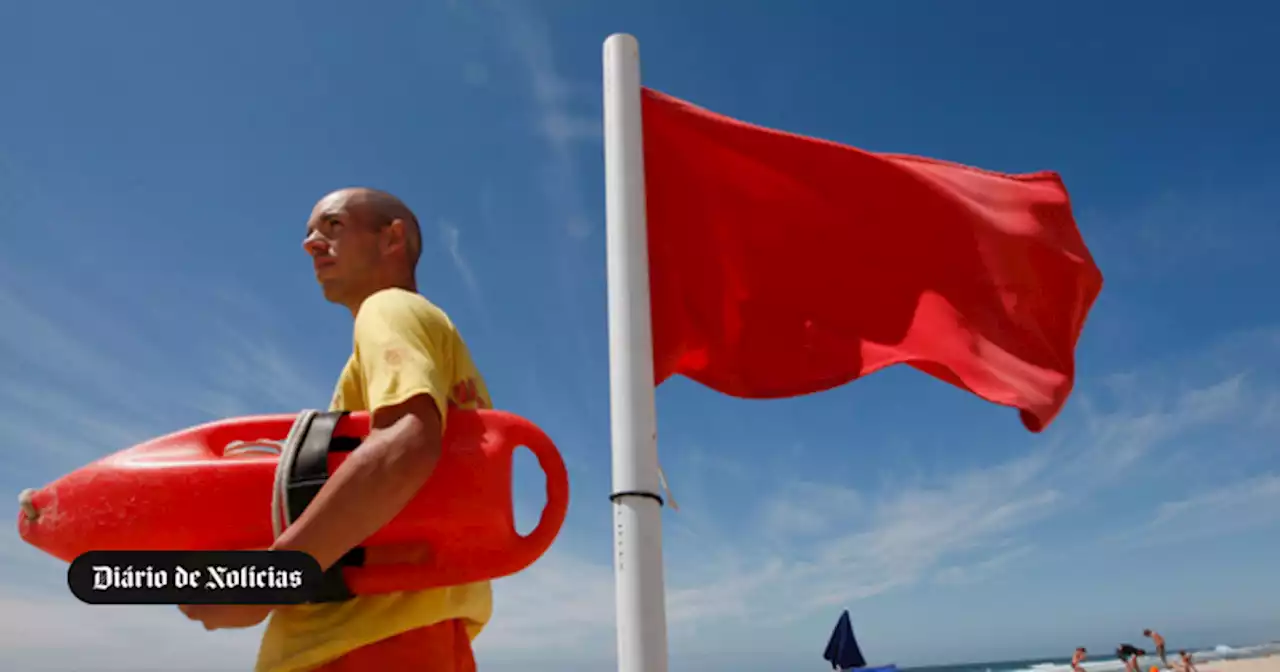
[[381, 218, 409, 256]]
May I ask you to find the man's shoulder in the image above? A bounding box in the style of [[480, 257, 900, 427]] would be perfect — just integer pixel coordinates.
[[356, 288, 456, 331], [360, 287, 447, 316]]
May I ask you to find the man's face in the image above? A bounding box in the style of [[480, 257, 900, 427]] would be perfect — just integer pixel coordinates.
[[303, 192, 384, 305]]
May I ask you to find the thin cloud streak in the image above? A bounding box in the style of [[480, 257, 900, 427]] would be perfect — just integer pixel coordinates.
[[490, 3, 609, 433], [1067, 375, 1246, 477], [933, 544, 1036, 586], [434, 216, 495, 337], [495, 2, 599, 240], [1135, 473, 1280, 547]]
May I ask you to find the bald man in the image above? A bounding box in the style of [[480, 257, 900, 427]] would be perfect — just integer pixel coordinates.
[[180, 187, 493, 671]]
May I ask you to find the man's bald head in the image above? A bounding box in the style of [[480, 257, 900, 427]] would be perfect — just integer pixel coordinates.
[[304, 187, 424, 311], [318, 187, 422, 271]]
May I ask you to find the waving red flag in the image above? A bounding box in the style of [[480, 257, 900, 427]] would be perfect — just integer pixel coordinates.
[[640, 87, 1103, 432]]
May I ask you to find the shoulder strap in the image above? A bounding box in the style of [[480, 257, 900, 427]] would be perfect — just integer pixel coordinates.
[[284, 410, 366, 603]]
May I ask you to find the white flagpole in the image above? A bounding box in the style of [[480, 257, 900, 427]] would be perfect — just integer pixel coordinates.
[[602, 33, 670, 672]]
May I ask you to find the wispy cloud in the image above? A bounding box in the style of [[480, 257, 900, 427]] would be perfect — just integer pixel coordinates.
[[1083, 179, 1280, 278], [0, 282, 150, 411], [197, 327, 333, 417], [0, 534, 263, 670], [1057, 329, 1280, 497], [0, 282, 188, 482], [1137, 473, 1280, 546], [437, 217, 484, 309], [485, 3, 608, 426], [0, 588, 264, 671], [495, 2, 600, 240], [0, 277, 332, 447], [477, 550, 617, 661], [692, 450, 1061, 622], [1257, 392, 1280, 429], [759, 480, 864, 540], [933, 543, 1036, 586], [1067, 373, 1251, 477]]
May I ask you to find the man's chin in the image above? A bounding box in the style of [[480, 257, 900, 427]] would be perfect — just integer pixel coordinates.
[[319, 281, 347, 304]]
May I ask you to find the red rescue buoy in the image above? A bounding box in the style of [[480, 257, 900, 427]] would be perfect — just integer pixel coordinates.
[[16, 408, 569, 597]]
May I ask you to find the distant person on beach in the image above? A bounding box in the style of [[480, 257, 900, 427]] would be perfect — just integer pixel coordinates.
[[1117, 644, 1146, 672], [1072, 647, 1088, 672], [1177, 651, 1198, 672], [1145, 629, 1169, 668]]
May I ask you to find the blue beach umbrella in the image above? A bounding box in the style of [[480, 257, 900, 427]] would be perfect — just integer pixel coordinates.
[[824, 610, 868, 670]]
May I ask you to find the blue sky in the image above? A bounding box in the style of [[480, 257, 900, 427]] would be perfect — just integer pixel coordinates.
[[2, 1, 1278, 670]]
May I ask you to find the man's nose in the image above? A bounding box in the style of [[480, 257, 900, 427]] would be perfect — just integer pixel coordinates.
[[302, 233, 330, 256]]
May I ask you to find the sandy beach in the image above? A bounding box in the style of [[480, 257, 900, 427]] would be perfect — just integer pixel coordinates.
[[1197, 654, 1279, 672]]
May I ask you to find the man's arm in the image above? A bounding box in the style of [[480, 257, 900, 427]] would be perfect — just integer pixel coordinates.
[[270, 290, 458, 571], [181, 292, 456, 629], [178, 394, 442, 630], [269, 393, 443, 571]]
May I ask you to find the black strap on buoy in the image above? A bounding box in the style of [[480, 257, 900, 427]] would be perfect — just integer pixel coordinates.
[[285, 410, 366, 603]]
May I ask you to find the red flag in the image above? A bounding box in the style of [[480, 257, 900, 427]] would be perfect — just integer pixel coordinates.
[[640, 87, 1103, 432]]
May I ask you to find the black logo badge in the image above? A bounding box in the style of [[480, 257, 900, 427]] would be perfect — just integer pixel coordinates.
[[68, 550, 327, 605]]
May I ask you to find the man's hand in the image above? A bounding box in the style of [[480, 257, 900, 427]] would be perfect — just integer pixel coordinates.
[[178, 604, 273, 631]]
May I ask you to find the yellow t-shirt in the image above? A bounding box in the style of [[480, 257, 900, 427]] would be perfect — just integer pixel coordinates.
[[254, 288, 494, 672]]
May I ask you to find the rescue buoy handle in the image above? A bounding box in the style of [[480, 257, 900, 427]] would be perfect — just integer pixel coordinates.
[[223, 440, 283, 456], [504, 420, 570, 563], [342, 414, 572, 593]]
